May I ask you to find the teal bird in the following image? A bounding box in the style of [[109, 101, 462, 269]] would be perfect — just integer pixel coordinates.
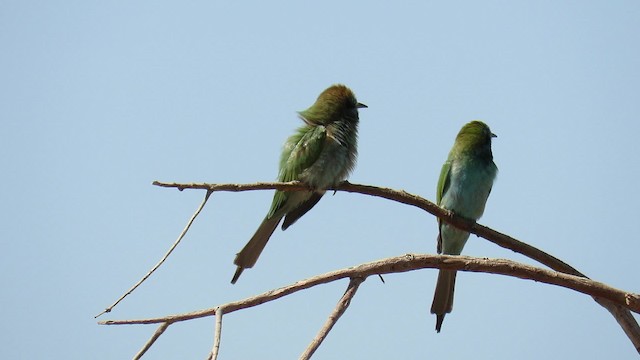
[[430, 120, 498, 332], [231, 84, 367, 284]]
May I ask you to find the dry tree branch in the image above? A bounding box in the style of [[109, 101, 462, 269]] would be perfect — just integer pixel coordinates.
[[151, 180, 640, 352], [99, 254, 640, 329], [207, 306, 225, 360], [133, 322, 170, 360], [101, 253, 640, 358], [300, 277, 366, 360], [95, 190, 213, 318]]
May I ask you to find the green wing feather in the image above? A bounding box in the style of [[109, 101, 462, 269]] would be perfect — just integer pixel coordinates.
[[435, 160, 452, 254], [436, 161, 452, 206], [267, 125, 326, 218]]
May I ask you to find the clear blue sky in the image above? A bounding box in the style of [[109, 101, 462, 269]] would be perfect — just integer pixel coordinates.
[[2, 1, 639, 359]]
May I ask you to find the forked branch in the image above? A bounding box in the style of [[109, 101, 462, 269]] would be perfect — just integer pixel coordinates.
[[150, 180, 640, 353], [100, 253, 639, 357], [98, 181, 640, 357]]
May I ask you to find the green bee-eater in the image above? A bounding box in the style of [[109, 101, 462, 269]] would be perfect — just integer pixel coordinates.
[[431, 120, 498, 332], [231, 84, 367, 284]]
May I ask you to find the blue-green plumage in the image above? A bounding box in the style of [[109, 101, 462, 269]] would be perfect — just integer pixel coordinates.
[[431, 120, 498, 331], [231, 84, 366, 284]]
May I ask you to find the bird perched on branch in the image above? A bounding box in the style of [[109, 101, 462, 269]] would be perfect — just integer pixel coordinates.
[[431, 120, 498, 332], [231, 84, 367, 284]]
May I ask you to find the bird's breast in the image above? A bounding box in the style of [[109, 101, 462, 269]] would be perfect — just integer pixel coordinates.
[[299, 136, 355, 189], [440, 160, 497, 220]]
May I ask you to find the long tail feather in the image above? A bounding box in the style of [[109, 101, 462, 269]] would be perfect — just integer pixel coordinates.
[[231, 216, 282, 284], [430, 269, 457, 332]]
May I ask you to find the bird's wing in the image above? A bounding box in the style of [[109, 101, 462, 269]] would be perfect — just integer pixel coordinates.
[[436, 160, 452, 254], [281, 191, 324, 230], [267, 125, 327, 218], [436, 160, 452, 206]]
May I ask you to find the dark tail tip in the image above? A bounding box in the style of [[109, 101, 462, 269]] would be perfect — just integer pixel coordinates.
[[231, 267, 244, 284], [435, 314, 445, 333]]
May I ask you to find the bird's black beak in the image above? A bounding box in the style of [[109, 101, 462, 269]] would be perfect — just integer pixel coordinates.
[[491, 132, 497, 138], [356, 102, 368, 109]]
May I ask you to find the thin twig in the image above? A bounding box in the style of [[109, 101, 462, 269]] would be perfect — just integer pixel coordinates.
[[300, 277, 365, 360], [207, 306, 225, 360], [95, 190, 213, 318], [99, 253, 640, 328], [133, 322, 171, 360], [152, 180, 640, 352]]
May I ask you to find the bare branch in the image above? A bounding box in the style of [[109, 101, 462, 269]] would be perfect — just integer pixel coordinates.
[[133, 322, 171, 360], [146, 181, 583, 276], [152, 180, 640, 352], [152, 180, 309, 192], [300, 277, 365, 360], [99, 254, 640, 328], [207, 306, 225, 360], [95, 190, 213, 318]]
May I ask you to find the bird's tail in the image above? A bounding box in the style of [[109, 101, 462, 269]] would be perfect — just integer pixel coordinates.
[[231, 215, 282, 284], [430, 269, 457, 332]]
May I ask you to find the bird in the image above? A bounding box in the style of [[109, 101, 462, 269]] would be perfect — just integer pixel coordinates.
[[231, 84, 367, 284], [430, 120, 498, 332]]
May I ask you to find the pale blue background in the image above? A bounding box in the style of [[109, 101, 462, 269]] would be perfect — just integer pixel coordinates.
[[2, 1, 639, 359]]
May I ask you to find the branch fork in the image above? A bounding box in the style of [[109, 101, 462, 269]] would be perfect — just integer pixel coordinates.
[[96, 181, 640, 357]]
